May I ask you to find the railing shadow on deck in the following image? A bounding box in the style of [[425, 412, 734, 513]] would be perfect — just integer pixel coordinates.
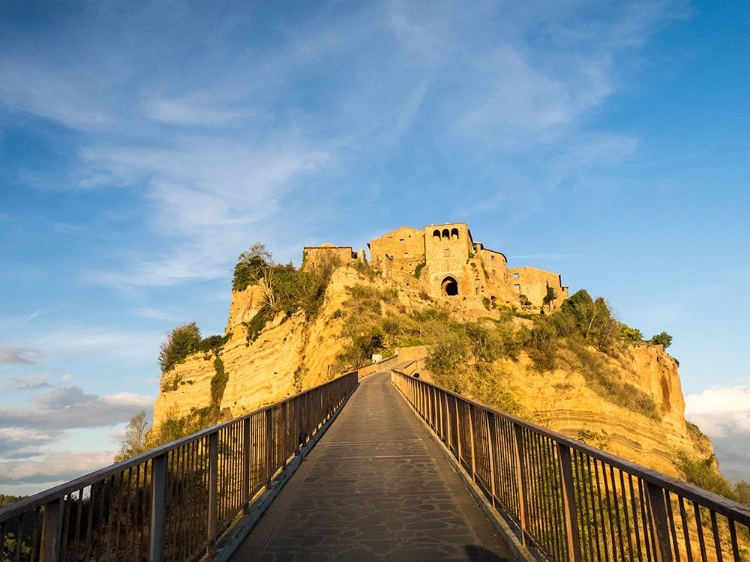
[[0, 372, 358, 562], [392, 370, 750, 562]]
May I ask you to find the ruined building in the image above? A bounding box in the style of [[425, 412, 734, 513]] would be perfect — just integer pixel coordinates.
[[306, 223, 568, 312]]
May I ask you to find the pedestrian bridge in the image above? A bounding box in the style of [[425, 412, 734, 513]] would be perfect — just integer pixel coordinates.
[[2, 369, 750, 562]]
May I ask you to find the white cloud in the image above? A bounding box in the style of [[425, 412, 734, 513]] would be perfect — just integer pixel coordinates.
[[0, 386, 154, 432], [685, 385, 750, 437], [0, 450, 116, 492], [684, 385, 750, 482]]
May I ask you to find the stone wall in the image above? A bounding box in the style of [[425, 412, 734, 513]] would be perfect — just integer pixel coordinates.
[[303, 243, 362, 272], [507, 266, 569, 310], [368, 226, 425, 287]]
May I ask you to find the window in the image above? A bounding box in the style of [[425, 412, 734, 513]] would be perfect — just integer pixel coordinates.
[[444, 248, 451, 257], [513, 273, 519, 279], [451, 228, 459, 240], [404, 252, 409, 258], [514, 284, 521, 292], [442, 228, 450, 239], [433, 229, 440, 240], [399, 238, 404, 245]]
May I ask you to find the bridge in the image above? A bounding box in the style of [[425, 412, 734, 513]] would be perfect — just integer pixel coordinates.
[[2, 367, 750, 562]]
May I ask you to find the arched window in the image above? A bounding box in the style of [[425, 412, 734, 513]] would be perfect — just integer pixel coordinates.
[[451, 228, 459, 240], [441, 229, 450, 240], [432, 229, 440, 240], [441, 276, 459, 296]]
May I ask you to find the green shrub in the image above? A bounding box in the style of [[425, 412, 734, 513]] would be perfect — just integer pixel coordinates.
[[619, 323, 643, 343], [425, 325, 470, 376], [414, 260, 426, 279], [650, 331, 673, 349], [524, 316, 557, 371], [196, 333, 230, 353], [244, 306, 271, 343], [674, 451, 735, 499], [210, 357, 228, 407], [159, 322, 202, 372]]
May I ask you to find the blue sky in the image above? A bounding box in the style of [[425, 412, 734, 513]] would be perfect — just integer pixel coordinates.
[[1, 0, 749, 494]]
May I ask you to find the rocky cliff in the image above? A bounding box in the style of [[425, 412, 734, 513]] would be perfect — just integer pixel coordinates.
[[153, 262, 714, 480]]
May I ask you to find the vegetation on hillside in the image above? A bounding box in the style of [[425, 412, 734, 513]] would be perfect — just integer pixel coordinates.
[[332, 284, 664, 420]]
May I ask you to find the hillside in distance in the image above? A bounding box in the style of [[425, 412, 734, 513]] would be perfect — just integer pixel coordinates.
[[150, 225, 741, 500]]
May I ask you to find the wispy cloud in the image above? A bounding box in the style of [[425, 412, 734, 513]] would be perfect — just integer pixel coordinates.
[[2, 373, 51, 392], [0, 345, 41, 365]]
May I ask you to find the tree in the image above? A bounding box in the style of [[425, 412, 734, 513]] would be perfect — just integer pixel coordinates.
[[232, 242, 273, 292], [542, 284, 557, 310], [114, 410, 149, 462], [650, 331, 673, 349], [159, 322, 202, 372]]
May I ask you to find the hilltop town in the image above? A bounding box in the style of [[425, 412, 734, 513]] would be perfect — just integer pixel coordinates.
[[304, 222, 568, 312]]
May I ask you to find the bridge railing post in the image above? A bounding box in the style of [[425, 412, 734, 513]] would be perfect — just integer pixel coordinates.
[[150, 453, 167, 562], [243, 417, 252, 513], [207, 431, 219, 557], [468, 403, 477, 481], [40, 498, 63, 562], [266, 408, 274, 488], [647, 482, 674, 562], [513, 423, 529, 546], [486, 413, 498, 508], [557, 443, 582, 562]]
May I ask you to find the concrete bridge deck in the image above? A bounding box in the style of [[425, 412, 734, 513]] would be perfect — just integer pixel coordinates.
[[232, 372, 514, 562]]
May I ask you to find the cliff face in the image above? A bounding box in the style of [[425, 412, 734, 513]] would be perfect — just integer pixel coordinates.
[[153, 264, 712, 480], [153, 267, 362, 426], [502, 345, 701, 477]]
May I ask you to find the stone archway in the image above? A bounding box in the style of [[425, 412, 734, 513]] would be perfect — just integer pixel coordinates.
[[441, 276, 459, 296]]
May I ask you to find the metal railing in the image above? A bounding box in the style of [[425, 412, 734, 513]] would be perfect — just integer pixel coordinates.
[[1, 372, 358, 562], [392, 370, 750, 562]]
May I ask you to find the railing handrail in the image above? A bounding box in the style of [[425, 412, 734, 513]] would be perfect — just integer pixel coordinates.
[[2, 371, 358, 562], [392, 369, 750, 561], [391, 368, 750, 526], [0, 371, 358, 522]]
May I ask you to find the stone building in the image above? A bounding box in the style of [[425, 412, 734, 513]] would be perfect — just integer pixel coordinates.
[[302, 243, 365, 271], [367, 223, 568, 311]]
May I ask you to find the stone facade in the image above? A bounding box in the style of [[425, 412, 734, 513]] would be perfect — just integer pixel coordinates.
[[367, 223, 568, 311], [302, 243, 364, 272]]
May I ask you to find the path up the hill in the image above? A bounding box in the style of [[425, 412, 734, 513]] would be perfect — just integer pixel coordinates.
[[232, 371, 514, 561]]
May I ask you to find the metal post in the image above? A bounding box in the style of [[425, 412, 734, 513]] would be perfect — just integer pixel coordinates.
[[455, 397, 462, 463], [40, 498, 63, 562], [468, 404, 477, 480], [243, 418, 252, 512], [150, 454, 167, 562], [266, 408, 275, 487], [557, 444, 582, 562], [513, 423, 529, 545], [486, 414, 498, 508], [207, 432, 219, 556], [647, 482, 674, 562]]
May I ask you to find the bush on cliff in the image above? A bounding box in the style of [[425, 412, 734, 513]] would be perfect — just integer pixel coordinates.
[[159, 322, 202, 372]]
